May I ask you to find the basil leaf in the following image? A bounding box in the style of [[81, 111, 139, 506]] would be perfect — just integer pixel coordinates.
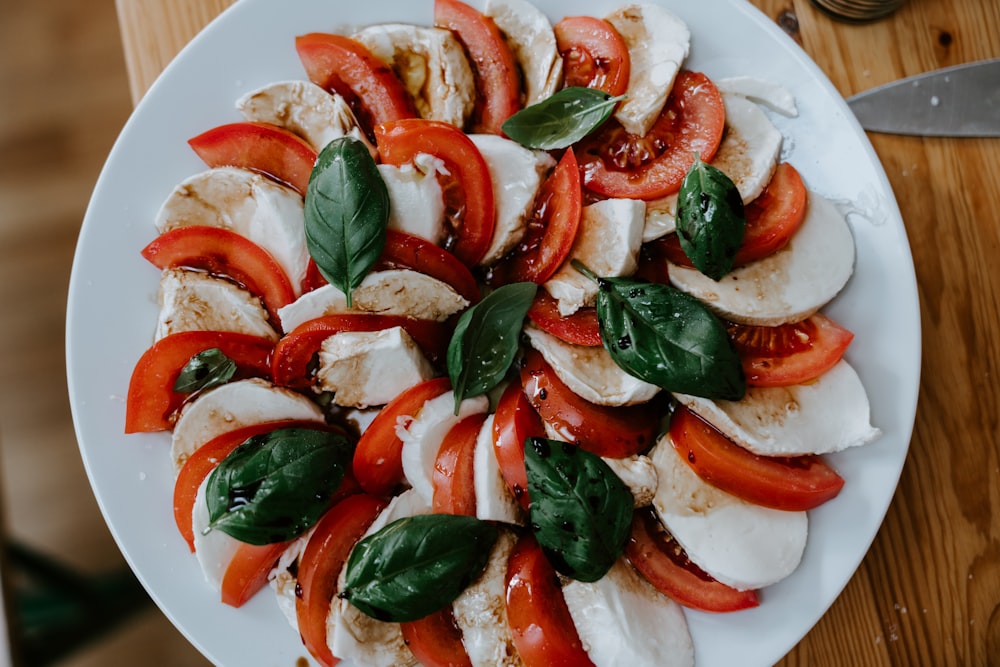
[[173, 348, 236, 393], [341, 514, 498, 622], [675, 154, 746, 280], [501, 87, 624, 150], [304, 136, 389, 308], [447, 282, 537, 414], [575, 262, 745, 401], [205, 427, 352, 545], [525, 438, 632, 582]]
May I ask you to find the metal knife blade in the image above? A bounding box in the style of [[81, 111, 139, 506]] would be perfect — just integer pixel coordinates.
[[846, 58, 1000, 137]]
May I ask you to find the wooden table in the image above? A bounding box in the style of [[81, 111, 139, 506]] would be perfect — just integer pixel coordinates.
[[115, 0, 1000, 664]]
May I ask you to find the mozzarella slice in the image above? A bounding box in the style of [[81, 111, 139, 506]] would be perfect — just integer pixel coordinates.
[[473, 414, 524, 524], [278, 269, 469, 332], [327, 490, 428, 667], [271, 532, 312, 630], [378, 154, 448, 245], [236, 80, 374, 154], [649, 436, 807, 590], [398, 390, 491, 504], [710, 93, 783, 205], [486, 0, 563, 105], [191, 477, 242, 592], [674, 359, 880, 456], [606, 4, 690, 136], [155, 167, 308, 293], [316, 326, 436, 409], [562, 559, 694, 667], [451, 530, 523, 667], [353, 24, 475, 128], [155, 268, 278, 342], [524, 324, 660, 407], [470, 134, 555, 266], [170, 378, 324, 469], [603, 455, 658, 508], [715, 76, 798, 117], [642, 193, 678, 242], [544, 198, 645, 316], [668, 193, 856, 326]]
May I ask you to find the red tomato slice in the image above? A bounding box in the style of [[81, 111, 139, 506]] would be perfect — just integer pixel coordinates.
[[492, 382, 546, 510], [434, 0, 521, 134], [141, 225, 295, 327], [727, 313, 854, 387], [375, 118, 496, 267], [188, 121, 317, 195], [353, 377, 452, 496], [656, 162, 809, 269], [488, 148, 582, 286], [527, 291, 601, 347], [669, 405, 845, 511], [125, 331, 274, 433], [296, 493, 387, 667], [578, 70, 726, 200], [625, 508, 759, 613], [271, 314, 449, 388], [400, 607, 472, 667], [553, 16, 631, 97], [432, 413, 485, 515], [505, 534, 595, 667], [295, 32, 416, 135], [519, 349, 660, 458]]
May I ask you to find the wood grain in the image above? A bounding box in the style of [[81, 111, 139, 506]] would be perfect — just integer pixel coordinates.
[[114, 1, 1000, 665]]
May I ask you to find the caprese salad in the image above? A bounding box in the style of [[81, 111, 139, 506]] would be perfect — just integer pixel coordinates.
[[124, 0, 880, 665]]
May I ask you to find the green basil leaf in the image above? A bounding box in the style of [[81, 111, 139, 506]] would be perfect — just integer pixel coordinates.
[[501, 87, 625, 150], [675, 154, 746, 280], [525, 438, 633, 582], [173, 348, 236, 393], [447, 282, 537, 414], [341, 514, 498, 622], [304, 136, 389, 308], [575, 261, 745, 401], [205, 427, 352, 545]]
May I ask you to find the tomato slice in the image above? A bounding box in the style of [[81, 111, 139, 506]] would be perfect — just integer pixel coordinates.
[[505, 533, 595, 667], [727, 313, 854, 387], [271, 314, 449, 388], [295, 32, 416, 136], [141, 225, 296, 327], [126, 331, 274, 433], [492, 382, 546, 510], [526, 291, 601, 347], [375, 118, 496, 267], [434, 0, 521, 134], [519, 349, 660, 458], [670, 405, 845, 511], [625, 508, 759, 613], [352, 377, 453, 496], [400, 607, 472, 667], [578, 70, 726, 200], [432, 413, 486, 515], [296, 493, 387, 667], [553, 16, 631, 97], [656, 162, 809, 268], [188, 121, 318, 195], [488, 148, 582, 286]]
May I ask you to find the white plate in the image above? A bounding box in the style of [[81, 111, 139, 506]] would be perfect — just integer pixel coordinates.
[[66, 0, 921, 665]]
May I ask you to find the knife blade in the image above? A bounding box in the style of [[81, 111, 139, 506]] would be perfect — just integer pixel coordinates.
[[846, 58, 1000, 137]]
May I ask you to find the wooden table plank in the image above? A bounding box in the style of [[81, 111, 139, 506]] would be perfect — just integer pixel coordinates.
[[115, 1, 1000, 665]]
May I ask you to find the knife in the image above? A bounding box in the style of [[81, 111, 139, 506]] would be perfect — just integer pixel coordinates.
[[846, 58, 1000, 137]]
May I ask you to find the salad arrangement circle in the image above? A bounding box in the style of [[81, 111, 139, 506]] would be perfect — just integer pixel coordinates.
[[123, 1, 882, 665]]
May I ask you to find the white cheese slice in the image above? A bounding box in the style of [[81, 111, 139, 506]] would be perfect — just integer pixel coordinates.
[[603, 454, 658, 508], [270, 532, 312, 631], [378, 154, 448, 245], [649, 436, 808, 590], [710, 93, 783, 205], [642, 193, 678, 243], [715, 76, 799, 117], [155, 268, 278, 342], [191, 477, 241, 592], [155, 167, 308, 293], [486, 0, 563, 105], [667, 193, 856, 326], [562, 559, 694, 667], [606, 4, 691, 136], [473, 414, 524, 525], [674, 359, 881, 456], [316, 326, 436, 409], [544, 198, 646, 316]]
